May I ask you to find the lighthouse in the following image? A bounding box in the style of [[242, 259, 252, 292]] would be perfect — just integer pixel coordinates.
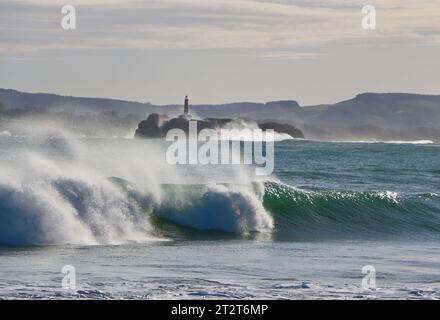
[[184, 95, 189, 115]]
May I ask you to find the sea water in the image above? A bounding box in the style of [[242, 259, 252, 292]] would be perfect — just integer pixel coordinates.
[[0, 137, 439, 299]]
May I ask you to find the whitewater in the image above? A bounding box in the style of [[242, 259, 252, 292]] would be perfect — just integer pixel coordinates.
[[0, 136, 439, 299]]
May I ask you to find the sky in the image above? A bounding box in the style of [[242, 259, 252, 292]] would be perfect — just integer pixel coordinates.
[[0, 0, 439, 106]]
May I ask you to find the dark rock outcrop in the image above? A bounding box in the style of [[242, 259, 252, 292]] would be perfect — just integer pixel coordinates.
[[135, 113, 169, 138], [135, 113, 304, 139]]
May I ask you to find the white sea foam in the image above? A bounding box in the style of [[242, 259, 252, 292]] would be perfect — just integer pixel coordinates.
[[331, 140, 434, 145], [0, 136, 272, 245], [158, 182, 273, 234]]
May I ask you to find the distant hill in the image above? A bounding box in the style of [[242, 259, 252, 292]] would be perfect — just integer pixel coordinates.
[[1, 88, 440, 140], [192, 100, 299, 118], [0, 88, 300, 118], [318, 93, 440, 129], [0, 88, 152, 115]]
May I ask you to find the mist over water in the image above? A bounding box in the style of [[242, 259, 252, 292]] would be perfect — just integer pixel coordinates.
[[1, 131, 440, 299], [1, 132, 439, 245], [0, 133, 277, 245]]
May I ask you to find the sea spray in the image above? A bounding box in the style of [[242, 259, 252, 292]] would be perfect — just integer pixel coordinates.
[[0, 171, 160, 246], [155, 182, 274, 234], [0, 137, 167, 245], [0, 136, 274, 245]]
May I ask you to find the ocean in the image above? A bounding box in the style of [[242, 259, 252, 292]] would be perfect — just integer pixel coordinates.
[[0, 136, 439, 299]]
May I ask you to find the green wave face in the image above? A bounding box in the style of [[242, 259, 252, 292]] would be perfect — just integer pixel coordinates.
[[263, 182, 440, 241], [2, 174, 439, 245], [108, 177, 440, 241]]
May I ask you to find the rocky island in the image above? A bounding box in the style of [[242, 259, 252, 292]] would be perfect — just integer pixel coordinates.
[[135, 96, 304, 139]]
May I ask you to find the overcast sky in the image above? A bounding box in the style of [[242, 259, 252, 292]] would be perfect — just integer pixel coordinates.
[[0, 0, 439, 105]]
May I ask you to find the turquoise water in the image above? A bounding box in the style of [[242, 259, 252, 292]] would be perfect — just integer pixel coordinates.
[[0, 138, 439, 299]]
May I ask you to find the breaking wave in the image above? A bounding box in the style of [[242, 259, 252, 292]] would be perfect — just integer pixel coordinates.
[[0, 136, 274, 245], [1, 137, 439, 246], [0, 176, 274, 245], [264, 182, 440, 240], [1, 173, 439, 245]]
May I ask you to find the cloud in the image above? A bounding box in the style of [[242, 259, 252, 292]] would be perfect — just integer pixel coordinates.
[[1, 0, 440, 53], [260, 51, 320, 60]]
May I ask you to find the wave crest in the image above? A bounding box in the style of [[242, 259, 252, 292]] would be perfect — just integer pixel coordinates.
[[263, 182, 440, 239], [0, 176, 158, 246], [156, 183, 273, 234]]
